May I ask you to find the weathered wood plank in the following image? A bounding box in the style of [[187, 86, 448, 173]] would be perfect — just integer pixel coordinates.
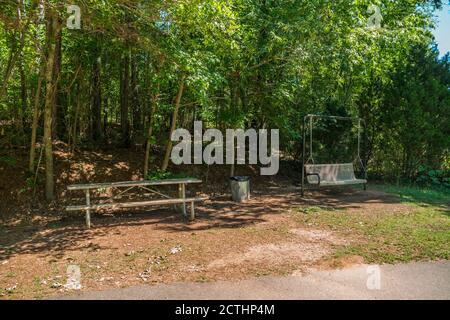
[[313, 179, 367, 186], [85, 189, 91, 228], [190, 201, 195, 221], [67, 178, 202, 191], [66, 197, 208, 211], [180, 183, 186, 217]]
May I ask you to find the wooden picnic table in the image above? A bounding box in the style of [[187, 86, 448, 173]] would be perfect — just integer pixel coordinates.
[[66, 178, 207, 228]]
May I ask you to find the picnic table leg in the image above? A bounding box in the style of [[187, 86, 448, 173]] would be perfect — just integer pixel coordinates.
[[179, 183, 187, 217], [190, 201, 195, 221], [85, 189, 91, 229]]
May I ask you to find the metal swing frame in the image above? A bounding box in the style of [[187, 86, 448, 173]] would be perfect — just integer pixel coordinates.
[[301, 114, 368, 196]]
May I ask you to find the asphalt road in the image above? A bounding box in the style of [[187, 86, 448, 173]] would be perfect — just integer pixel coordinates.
[[58, 260, 450, 300]]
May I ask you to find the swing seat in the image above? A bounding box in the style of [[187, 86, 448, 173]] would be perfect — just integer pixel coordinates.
[[305, 163, 367, 186]]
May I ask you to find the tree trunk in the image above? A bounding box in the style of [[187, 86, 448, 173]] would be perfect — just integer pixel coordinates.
[[131, 54, 141, 134], [120, 50, 131, 147], [91, 56, 103, 142], [144, 84, 160, 178], [0, 39, 18, 100], [71, 80, 83, 153], [29, 18, 46, 173], [229, 72, 240, 177], [43, 12, 59, 201], [18, 61, 27, 133], [29, 63, 44, 173], [161, 75, 186, 172], [52, 22, 62, 139], [103, 95, 108, 137]]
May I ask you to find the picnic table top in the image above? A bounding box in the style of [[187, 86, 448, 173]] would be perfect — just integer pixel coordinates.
[[67, 178, 202, 191]]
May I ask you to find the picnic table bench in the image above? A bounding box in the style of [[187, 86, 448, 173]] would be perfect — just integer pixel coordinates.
[[66, 178, 207, 228]]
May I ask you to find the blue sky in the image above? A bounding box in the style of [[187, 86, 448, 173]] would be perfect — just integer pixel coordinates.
[[433, 6, 450, 56]]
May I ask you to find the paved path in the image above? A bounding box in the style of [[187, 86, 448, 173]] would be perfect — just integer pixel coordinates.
[[59, 260, 450, 300]]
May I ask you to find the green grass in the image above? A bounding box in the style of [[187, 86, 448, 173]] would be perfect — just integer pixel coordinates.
[[32, 276, 44, 300], [295, 185, 450, 264], [374, 184, 450, 207]]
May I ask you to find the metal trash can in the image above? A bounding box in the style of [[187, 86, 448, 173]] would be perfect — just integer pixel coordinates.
[[230, 176, 251, 202]]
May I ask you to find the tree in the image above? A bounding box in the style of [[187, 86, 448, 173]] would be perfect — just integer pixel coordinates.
[[43, 8, 61, 201]]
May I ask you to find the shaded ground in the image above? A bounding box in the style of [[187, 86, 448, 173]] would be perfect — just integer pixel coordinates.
[[0, 145, 448, 299]]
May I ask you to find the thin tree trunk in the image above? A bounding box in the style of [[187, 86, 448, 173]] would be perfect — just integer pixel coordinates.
[[229, 72, 239, 177], [131, 54, 141, 134], [102, 61, 109, 138], [29, 64, 44, 173], [144, 84, 160, 178], [67, 63, 83, 152], [91, 55, 103, 142], [18, 61, 27, 133], [29, 16, 46, 173], [43, 12, 59, 201], [120, 50, 131, 147], [103, 95, 108, 137], [161, 75, 186, 172], [71, 83, 82, 153], [1, 41, 18, 100], [52, 21, 62, 139]]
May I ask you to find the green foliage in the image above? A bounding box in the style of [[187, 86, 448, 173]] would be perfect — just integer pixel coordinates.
[[0, 155, 16, 167], [0, 0, 449, 182], [416, 166, 450, 188], [147, 169, 173, 181], [147, 169, 193, 181]]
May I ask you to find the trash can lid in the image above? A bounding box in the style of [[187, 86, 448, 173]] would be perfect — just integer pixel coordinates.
[[230, 176, 251, 182]]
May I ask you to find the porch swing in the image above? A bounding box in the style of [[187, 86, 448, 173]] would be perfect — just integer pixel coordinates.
[[301, 114, 368, 196]]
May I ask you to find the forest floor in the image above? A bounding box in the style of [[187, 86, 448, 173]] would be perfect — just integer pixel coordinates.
[[0, 143, 449, 299]]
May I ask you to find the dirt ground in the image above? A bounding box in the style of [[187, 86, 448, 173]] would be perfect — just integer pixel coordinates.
[[0, 145, 415, 299]]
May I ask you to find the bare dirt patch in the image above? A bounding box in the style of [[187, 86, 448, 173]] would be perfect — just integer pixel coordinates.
[[289, 228, 348, 245], [316, 255, 366, 270], [207, 228, 348, 270], [208, 242, 329, 269]]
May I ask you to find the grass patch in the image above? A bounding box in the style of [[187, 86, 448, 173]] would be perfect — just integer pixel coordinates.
[[295, 202, 450, 264], [373, 184, 450, 207], [32, 276, 45, 300]]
